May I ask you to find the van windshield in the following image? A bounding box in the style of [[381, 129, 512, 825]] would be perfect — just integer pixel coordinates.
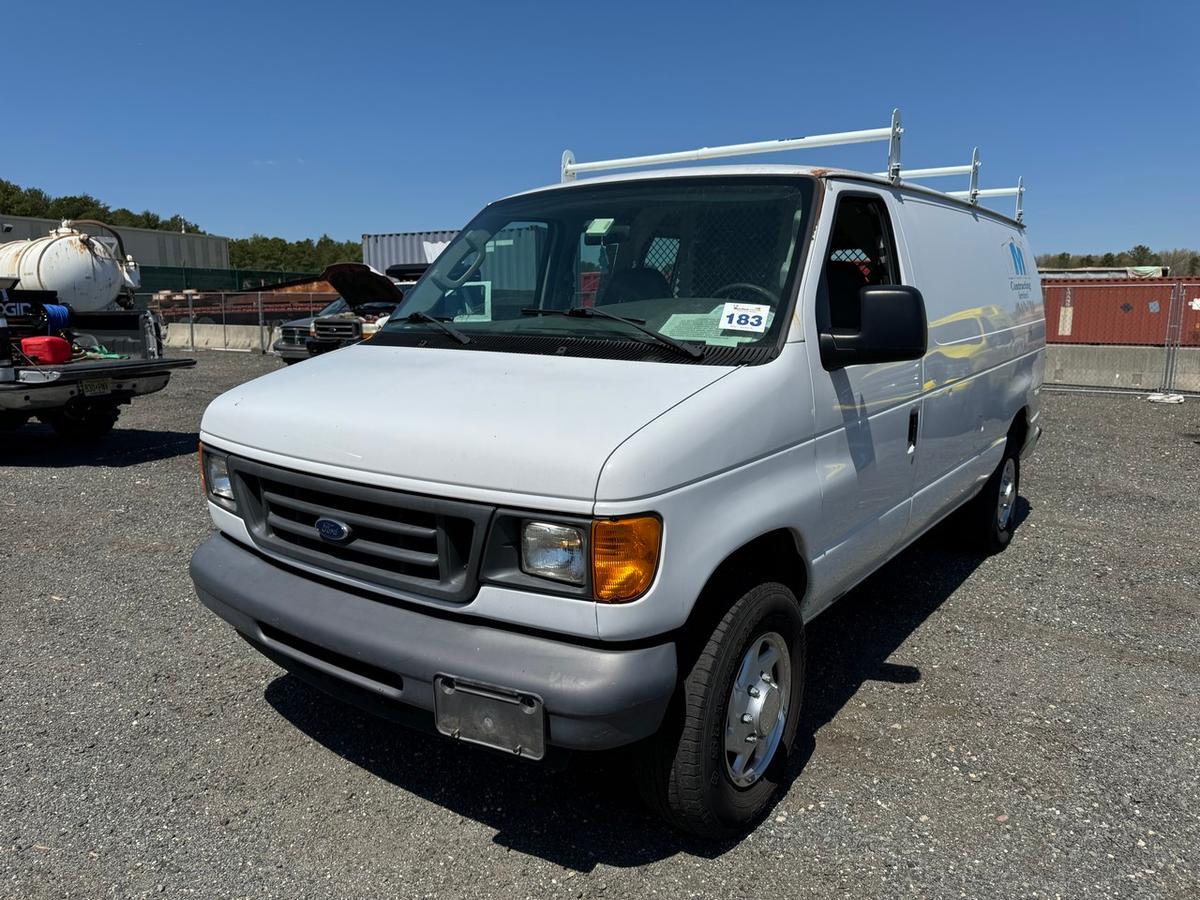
[[376, 176, 814, 363]]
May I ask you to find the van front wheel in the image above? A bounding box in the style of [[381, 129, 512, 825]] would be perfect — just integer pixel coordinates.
[[636, 582, 804, 838]]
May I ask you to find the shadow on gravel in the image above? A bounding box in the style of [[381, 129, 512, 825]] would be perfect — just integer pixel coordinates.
[[265, 499, 1031, 871], [786, 497, 1029, 782], [0, 426, 199, 468]]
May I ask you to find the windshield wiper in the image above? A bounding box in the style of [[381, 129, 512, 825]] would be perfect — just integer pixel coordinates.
[[402, 311, 471, 345], [520, 307, 703, 360]]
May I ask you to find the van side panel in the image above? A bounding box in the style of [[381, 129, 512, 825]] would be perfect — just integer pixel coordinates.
[[895, 194, 1045, 536]]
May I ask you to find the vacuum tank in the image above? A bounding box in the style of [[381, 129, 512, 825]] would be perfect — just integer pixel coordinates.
[[0, 221, 140, 311]]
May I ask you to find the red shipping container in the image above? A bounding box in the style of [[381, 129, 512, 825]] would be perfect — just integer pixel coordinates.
[[20, 336, 73, 365]]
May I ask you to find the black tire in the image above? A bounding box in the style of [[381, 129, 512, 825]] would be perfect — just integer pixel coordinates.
[[636, 582, 805, 838], [41, 401, 121, 441], [969, 442, 1020, 554]]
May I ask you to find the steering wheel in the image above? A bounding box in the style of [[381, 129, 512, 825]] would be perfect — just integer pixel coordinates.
[[712, 282, 778, 304]]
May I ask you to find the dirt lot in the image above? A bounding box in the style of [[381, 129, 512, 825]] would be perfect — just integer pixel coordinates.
[[2, 352, 1198, 898]]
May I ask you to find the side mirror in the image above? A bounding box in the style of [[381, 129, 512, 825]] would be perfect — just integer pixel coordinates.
[[819, 284, 927, 370]]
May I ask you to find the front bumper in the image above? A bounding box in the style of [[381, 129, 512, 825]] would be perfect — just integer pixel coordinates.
[[305, 338, 349, 355], [271, 341, 309, 360], [190, 534, 677, 751]]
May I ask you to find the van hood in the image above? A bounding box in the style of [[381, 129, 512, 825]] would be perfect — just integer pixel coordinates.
[[201, 344, 735, 502]]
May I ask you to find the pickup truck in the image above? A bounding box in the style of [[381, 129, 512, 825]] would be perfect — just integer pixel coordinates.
[[273, 263, 419, 363], [1, 290, 194, 439]]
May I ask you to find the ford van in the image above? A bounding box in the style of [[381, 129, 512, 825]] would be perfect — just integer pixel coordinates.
[[190, 118, 1044, 836]]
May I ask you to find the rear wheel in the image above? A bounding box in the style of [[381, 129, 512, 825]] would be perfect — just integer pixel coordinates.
[[636, 582, 805, 837], [41, 401, 121, 441]]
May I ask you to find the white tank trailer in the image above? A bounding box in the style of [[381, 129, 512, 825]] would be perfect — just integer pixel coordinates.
[[0, 221, 140, 311]]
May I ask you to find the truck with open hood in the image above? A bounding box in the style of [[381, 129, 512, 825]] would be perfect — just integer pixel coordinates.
[[272, 263, 420, 363]]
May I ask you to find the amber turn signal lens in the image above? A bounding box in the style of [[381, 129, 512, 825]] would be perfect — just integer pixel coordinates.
[[591, 516, 661, 602]]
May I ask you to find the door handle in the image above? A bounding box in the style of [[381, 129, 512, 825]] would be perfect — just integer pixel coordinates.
[[907, 408, 919, 455]]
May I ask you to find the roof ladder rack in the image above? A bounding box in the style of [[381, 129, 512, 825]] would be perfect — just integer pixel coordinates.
[[876, 147, 981, 199], [948, 175, 1025, 222], [561, 109, 906, 183], [884, 146, 1024, 222]]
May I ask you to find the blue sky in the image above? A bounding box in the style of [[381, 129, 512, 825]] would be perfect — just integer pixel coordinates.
[[5, 1, 1197, 253]]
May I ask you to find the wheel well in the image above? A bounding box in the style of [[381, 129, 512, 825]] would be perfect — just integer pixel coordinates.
[[1008, 407, 1029, 452], [679, 529, 808, 659]]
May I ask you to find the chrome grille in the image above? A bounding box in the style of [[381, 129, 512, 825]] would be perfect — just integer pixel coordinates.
[[281, 326, 306, 345], [228, 457, 492, 601], [313, 319, 361, 341]]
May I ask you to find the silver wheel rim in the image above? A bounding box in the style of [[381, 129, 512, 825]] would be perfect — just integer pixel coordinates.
[[996, 457, 1017, 530], [724, 631, 791, 788]]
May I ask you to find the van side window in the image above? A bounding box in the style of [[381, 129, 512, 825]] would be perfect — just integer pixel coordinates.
[[822, 195, 899, 332]]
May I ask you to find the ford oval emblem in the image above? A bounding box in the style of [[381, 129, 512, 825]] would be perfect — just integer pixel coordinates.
[[315, 517, 353, 544]]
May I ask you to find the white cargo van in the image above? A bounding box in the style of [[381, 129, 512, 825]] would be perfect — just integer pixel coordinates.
[[191, 113, 1044, 836]]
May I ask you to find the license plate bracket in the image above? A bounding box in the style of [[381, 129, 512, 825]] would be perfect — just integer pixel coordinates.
[[433, 675, 545, 761], [81, 378, 112, 397]]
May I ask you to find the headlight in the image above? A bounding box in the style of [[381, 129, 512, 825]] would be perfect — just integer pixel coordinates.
[[199, 444, 236, 508], [489, 514, 661, 602], [521, 522, 586, 585]]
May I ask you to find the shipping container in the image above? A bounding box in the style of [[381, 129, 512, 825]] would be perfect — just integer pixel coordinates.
[[1043, 278, 1200, 347], [362, 230, 459, 271]]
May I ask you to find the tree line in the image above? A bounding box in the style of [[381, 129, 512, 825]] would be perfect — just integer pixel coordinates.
[[1035, 244, 1200, 275], [0, 178, 359, 273]]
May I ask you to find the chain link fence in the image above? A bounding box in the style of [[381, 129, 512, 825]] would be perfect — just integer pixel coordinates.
[[146, 291, 340, 355], [1042, 280, 1200, 394]]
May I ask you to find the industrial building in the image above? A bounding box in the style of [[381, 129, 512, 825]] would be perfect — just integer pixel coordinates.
[[0, 212, 230, 269]]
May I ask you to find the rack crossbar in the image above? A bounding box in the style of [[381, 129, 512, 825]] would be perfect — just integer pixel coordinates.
[[948, 186, 1019, 199], [877, 148, 980, 185], [874, 164, 972, 179]]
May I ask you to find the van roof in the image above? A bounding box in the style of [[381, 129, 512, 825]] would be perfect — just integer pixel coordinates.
[[505, 164, 1027, 229]]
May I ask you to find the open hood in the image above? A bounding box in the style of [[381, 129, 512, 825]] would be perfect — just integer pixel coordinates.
[[320, 263, 406, 308]]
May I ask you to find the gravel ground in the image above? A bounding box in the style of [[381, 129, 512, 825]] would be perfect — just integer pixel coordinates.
[[2, 351, 1198, 899]]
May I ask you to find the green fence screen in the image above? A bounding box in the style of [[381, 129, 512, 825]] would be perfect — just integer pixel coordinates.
[[137, 265, 319, 294]]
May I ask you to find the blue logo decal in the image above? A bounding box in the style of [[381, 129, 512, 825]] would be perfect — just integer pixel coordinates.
[[1008, 240, 1027, 276], [315, 518, 353, 543]]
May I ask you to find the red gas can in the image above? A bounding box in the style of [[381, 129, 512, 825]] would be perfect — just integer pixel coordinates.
[[20, 336, 73, 365]]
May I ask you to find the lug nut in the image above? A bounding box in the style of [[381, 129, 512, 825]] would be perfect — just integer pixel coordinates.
[[748, 686, 761, 698], [745, 734, 758, 744], [741, 713, 754, 724]]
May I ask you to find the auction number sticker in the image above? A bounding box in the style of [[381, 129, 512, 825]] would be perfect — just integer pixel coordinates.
[[719, 302, 770, 333]]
